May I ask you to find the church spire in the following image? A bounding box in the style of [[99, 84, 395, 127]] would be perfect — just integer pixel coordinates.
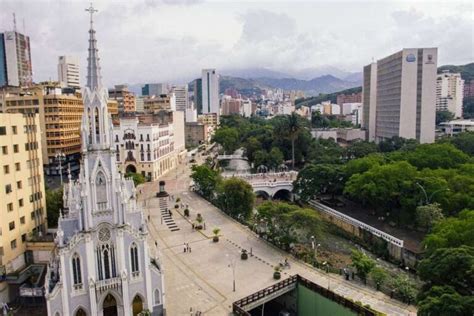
[[85, 3, 101, 90]]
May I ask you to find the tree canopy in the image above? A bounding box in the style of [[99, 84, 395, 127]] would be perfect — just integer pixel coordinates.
[[217, 177, 255, 219]]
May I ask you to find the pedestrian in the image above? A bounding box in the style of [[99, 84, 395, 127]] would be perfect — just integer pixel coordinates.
[[203, 222, 206, 230], [169, 209, 172, 217], [184, 246, 187, 253], [250, 247, 253, 256], [189, 246, 192, 253], [192, 223, 195, 230]]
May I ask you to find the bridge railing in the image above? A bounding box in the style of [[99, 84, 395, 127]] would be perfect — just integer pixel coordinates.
[[251, 181, 293, 188], [222, 171, 298, 179], [309, 200, 404, 248]]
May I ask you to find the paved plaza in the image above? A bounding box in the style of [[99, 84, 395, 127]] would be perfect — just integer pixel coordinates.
[[139, 160, 417, 316]]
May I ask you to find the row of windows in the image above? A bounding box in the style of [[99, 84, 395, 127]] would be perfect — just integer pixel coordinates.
[[0, 125, 18, 135], [6, 199, 25, 212]]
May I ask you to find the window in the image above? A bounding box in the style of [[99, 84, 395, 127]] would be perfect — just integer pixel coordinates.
[[3, 165, 9, 174], [15, 163, 20, 171], [10, 239, 16, 250], [12, 126, 17, 135], [72, 254, 82, 287], [31, 211, 35, 220], [154, 289, 161, 305], [7, 203, 13, 212], [19, 199, 23, 207], [9, 221, 15, 231], [2, 146, 7, 155], [19, 216, 25, 224], [17, 181, 22, 189], [0, 127, 6, 135], [13, 144, 19, 153], [130, 243, 139, 275], [21, 234, 26, 242], [5, 184, 12, 194]]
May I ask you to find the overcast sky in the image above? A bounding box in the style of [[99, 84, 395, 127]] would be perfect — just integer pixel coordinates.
[[1, 0, 473, 86]]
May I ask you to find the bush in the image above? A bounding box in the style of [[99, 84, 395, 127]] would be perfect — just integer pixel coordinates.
[[389, 275, 418, 304]]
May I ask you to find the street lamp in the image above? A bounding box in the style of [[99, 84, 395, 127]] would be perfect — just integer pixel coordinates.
[[55, 152, 66, 185], [415, 182, 450, 205], [310, 236, 321, 263], [226, 253, 237, 292]]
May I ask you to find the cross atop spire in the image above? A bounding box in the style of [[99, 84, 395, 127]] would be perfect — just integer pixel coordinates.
[[85, 3, 97, 27], [85, 2, 102, 90]]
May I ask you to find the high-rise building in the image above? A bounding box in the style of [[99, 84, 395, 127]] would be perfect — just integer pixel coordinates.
[[363, 48, 437, 143], [0, 113, 46, 281], [221, 96, 241, 115], [1, 82, 119, 176], [201, 69, 219, 116], [171, 85, 188, 112], [109, 84, 136, 112], [45, 7, 164, 315], [336, 92, 362, 106], [58, 56, 80, 89], [144, 94, 176, 112], [0, 31, 33, 87], [193, 78, 202, 114], [463, 80, 474, 98], [142, 83, 168, 96], [436, 71, 464, 118]]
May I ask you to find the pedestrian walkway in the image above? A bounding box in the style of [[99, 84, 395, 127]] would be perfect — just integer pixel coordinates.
[[161, 208, 180, 232]]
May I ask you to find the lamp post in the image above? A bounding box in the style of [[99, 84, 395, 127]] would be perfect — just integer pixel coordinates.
[[310, 236, 321, 263], [55, 152, 66, 185], [226, 253, 237, 292], [415, 182, 450, 205]]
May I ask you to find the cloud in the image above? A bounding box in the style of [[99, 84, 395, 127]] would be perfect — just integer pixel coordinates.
[[239, 10, 296, 43]]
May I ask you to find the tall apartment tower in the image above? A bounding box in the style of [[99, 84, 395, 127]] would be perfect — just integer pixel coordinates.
[[0, 31, 33, 87], [436, 71, 464, 118], [58, 56, 80, 89], [194, 78, 203, 114], [0, 114, 46, 280], [45, 6, 164, 315], [201, 69, 219, 116], [362, 48, 438, 144], [171, 85, 188, 112]]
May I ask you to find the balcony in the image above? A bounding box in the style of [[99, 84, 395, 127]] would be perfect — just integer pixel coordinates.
[[95, 276, 121, 293]]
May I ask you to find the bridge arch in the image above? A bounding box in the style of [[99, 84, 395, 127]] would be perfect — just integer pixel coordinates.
[[273, 188, 292, 201], [255, 190, 271, 200]]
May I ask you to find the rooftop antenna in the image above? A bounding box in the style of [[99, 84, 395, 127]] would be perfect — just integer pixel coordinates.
[[13, 13, 17, 32]]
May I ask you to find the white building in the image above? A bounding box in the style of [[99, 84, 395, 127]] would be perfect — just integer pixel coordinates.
[[58, 56, 80, 89], [135, 96, 145, 112], [439, 119, 474, 136], [186, 101, 198, 122], [171, 85, 188, 112], [201, 69, 219, 116], [45, 8, 164, 316], [241, 99, 252, 117], [363, 48, 438, 143], [436, 71, 464, 118], [113, 111, 186, 181]]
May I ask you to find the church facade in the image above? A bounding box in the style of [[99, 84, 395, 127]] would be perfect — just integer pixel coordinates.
[[44, 6, 164, 316]]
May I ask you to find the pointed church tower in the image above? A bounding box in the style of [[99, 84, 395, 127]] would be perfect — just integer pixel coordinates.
[[45, 5, 165, 315]]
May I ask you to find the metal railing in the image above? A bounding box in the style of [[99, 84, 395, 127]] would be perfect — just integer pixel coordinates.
[[309, 200, 404, 247], [251, 181, 294, 188]]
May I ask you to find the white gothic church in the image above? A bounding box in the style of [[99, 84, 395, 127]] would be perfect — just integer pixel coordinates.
[[44, 6, 164, 316]]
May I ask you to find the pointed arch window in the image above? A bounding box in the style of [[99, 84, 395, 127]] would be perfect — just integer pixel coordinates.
[[72, 253, 82, 289], [154, 289, 161, 305], [130, 243, 139, 277], [97, 242, 117, 280], [94, 107, 100, 143]]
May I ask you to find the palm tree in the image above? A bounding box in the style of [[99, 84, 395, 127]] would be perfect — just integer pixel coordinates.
[[287, 113, 302, 169]]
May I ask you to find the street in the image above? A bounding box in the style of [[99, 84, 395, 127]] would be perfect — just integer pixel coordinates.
[[138, 158, 417, 316]]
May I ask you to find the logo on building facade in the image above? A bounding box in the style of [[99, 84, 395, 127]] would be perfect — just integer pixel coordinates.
[[425, 54, 435, 64], [406, 54, 416, 62]]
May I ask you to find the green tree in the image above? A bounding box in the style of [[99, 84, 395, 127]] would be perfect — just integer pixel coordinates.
[[400, 143, 469, 170], [350, 250, 375, 283], [277, 113, 305, 169], [294, 164, 345, 201], [435, 110, 455, 125], [370, 267, 389, 289], [344, 153, 386, 178], [218, 177, 255, 219], [267, 147, 284, 170], [418, 286, 474, 316], [212, 127, 240, 153], [378, 136, 418, 153], [126, 172, 146, 186], [345, 141, 378, 160], [243, 137, 261, 162], [423, 209, 474, 254], [191, 164, 220, 200], [447, 132, 474, 156], [416, 203, 445, 231], [344, 161, 418, 216], [418, 245, 474, 296], [389, 275, 418, 304], [46, 187, 64, 228]]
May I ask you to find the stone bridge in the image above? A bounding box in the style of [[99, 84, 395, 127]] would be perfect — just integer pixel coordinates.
[[223, 171, 296, 200], [216, 154, 248, 161]]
